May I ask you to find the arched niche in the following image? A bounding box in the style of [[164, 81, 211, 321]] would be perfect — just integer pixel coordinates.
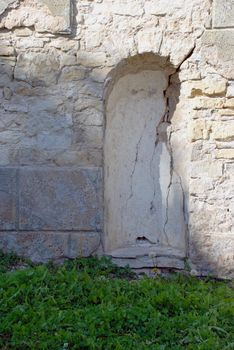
[[104, 54, 187, 268]]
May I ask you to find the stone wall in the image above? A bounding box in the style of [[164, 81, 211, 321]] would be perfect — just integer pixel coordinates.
[[0, 0, 233, 278]]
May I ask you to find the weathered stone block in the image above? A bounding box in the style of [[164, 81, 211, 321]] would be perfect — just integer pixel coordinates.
[[183, 76, 227, 97], [190, 232, 234, 278], [0, 231, 101, 262], [14, 51, 60, 86], [0, 168, 17, 230], [59, 66, 86, 82], [39, 0, 71, 33], [190, 160, 223, 178], [215, 149, 234, 159], [224, 98, 234, 109], [213, 0, 234, 28], [145, 0, 184, 15], [19, 168, 102, 231], [211, 121, 234, 141], [202, 30, 234, 62], [188, 120, 211, 142], [77, 51, 107, 67], [0, 45, 15, 56]]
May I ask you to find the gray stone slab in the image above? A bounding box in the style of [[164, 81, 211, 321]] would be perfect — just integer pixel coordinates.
[[202, 30, 234, 61], [0, 0, 16, 16], [0, 168, 17, 230], [108, 245, 185, 259], [39, 0, 71, 33], [19, 168, 102, 231], [213, 0, 234, 28], [0, 231, 101, 262], [111, 256, 185, 270], [202, 30, 234, 79]]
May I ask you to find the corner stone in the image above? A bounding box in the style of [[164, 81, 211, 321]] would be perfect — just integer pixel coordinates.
[[213, 0, 234, 28]]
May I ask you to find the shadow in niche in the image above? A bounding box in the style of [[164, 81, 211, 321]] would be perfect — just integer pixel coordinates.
[[103, 53, 188, 269]]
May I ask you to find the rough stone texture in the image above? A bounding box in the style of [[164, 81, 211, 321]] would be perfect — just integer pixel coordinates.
[[0, 168, 17, 230], [19, 168, 102, 231], [201, 30, 234, 79], [0, 231, 101, 262], [213, 0, 234, 28], [0, 0, 72, 33], [0, 0, 233, 277]]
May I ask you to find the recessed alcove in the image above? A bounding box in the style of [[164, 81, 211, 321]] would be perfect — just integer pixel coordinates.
[[104, 54, 187, 269]]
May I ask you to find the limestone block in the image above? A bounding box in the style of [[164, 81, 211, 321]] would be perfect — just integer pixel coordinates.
[[39, 0, 71, 33], [48, 38, 79, 52], [224, 98, 234, 108], [73, 125, 103, 148], [2, 0, 71, 34], [15, 37, 44, 49], [213, 0, 234, 28], [14, 147, 102, 167], [0, 231, 101, 262], [188, 120, 211, 142], [183, 76, 227, 97], [74, 97, 102, 113], [19, 168, 102, 231], [190, 160, 223, 178], [215, 149, 234, 159], [190, 178, 214, 196], [202, 30, 234, 78], [0, 168, 17, 230], [111, 0, 144, 16], [192, 97, 225, 110], [211, 121, 234, 141], [74, 108, 103, 127], [59, 66, 86, 82], [136, 29, 163, 54], [0, 46, 15, 56], [77, 51, 107, 67], [189, 232, 234, 278], [14, 51, 60, 86], [14, 27, 33, 37], [145, 0, 184, 15], [60, 53, 77, 67], [202, 30, 234, 60]]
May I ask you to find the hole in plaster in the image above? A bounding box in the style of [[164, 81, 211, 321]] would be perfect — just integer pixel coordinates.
[[136, 236, 151, 245]]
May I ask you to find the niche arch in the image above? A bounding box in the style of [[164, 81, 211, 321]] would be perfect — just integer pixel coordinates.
[[104, 53, 187, 268]]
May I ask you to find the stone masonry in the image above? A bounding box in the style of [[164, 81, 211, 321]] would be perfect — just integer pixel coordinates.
[[0, 0, 233, 278]]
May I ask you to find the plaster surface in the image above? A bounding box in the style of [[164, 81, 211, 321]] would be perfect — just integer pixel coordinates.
[[104, 70, 186, 260]]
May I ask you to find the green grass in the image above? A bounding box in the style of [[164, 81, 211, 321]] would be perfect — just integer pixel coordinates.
[[0, 251, 233, 350]]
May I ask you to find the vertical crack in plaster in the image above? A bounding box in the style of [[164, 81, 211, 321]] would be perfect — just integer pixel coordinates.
[[126, 118, 148, 207]]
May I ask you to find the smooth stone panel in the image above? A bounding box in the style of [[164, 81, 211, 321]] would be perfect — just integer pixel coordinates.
[[213, 0, 234, 28], [39, 0, 71, 33], [105, 70, 186, 255], [0, 231, 101, 262], [0, 168, 17, 230], [202, 30, 234, 79], [19, 168, 102, 231], [0, 0, 16, 15]]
